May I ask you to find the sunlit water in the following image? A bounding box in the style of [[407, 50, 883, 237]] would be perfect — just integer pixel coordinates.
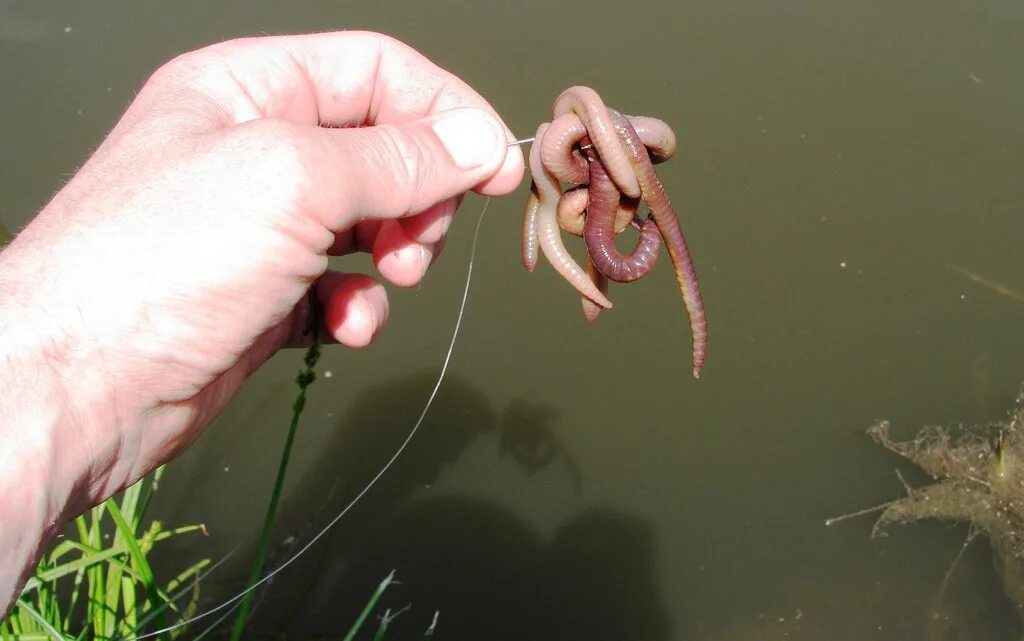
[[3, 1, 1023, 638]]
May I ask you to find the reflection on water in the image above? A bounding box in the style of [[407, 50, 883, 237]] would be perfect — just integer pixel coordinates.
[[3, 0, 1024, 639]]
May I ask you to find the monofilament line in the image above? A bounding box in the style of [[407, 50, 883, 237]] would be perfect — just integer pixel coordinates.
[[130, 198, 493, 640]]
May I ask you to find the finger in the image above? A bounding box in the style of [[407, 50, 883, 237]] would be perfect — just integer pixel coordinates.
[[399, 197, 458, 244], [300, 107, 514, 231], [372, 220, 438, 288], [326, 196, 455, 257], [327, 219, 379, 256], [316, 271, 389, 348], [156, 31, 524, 195], [429, 234, 447, 268]]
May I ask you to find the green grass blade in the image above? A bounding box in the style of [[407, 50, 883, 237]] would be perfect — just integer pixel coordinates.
[[372, 608, 392, 641], [45, 541, 84, 564], [63, 563, 87, 634], [85, 502, 106, 638], [29, 524, 208, 588], [119, 485, 141, 530], [106, 501, 165, 632], [133, 467, 165, 532], [343, 571, 395, 641], [372, 602, 410, 641], [119, 575, 137, 634], [423, 611, 439, 640], [13, 598, 68, 641], [116, 549, 232, 641]]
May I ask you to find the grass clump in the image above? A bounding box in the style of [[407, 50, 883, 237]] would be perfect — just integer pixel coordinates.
[[1, 465, 210, 640]]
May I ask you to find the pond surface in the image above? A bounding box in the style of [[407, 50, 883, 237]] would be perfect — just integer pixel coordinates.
[[3, 1, 1024, 638]]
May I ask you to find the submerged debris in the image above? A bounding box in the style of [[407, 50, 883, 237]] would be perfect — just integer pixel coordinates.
[[866, 386, 1024, 619]]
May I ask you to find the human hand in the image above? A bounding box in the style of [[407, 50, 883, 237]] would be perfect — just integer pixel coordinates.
[[0, 31, 524, 512]]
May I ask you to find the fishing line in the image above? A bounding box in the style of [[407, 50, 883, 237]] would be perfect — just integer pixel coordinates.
[[131, 197, 493, 639]]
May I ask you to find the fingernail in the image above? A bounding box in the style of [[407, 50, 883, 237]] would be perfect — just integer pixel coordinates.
[[432, 108, 503, 170]]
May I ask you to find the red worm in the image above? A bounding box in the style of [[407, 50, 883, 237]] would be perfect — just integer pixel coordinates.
[[581, 255, 608, 322], [584, 159, 662, 283], [610, 110, 707, 377]]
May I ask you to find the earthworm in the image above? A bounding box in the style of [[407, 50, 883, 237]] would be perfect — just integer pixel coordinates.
[[584, 158, 662, 283], [552, 86, 641, 198], [609, 110, 707, 377], [540, 111, 677, 186], [522, 189, 540, 271], [526, 122, 612, 309], [545, 114, 669, 238], [557, 180, 642, 239], [581, 255, 608, 322], [626, 115, 678, 163], [539, 115, 590, 185], [522, 87, 707, 377], [555, 186, 588, 236]]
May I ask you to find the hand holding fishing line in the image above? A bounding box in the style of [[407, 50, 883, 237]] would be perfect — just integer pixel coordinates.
[[0, 30, 523, 614]]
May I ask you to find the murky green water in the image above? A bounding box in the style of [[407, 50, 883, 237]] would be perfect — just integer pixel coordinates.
[[3, 1, 1024, 638]]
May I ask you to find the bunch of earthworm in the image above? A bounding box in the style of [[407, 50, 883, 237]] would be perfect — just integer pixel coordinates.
[[522, 86, 707, 378]]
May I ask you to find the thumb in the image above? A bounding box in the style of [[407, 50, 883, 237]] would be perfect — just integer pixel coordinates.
[[313, 107, 512, 229]]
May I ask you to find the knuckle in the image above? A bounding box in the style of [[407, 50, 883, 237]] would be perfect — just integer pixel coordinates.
[[149, 49, 213, 89], [372, 126, 428, 213]]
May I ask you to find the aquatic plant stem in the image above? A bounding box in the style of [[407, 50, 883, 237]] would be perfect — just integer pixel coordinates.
[[229, 338, 321, 640]]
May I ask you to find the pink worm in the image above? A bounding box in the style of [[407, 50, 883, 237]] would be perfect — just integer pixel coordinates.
[[524, 122, 612, 309]]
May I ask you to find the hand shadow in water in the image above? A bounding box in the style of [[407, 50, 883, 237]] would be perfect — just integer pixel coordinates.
[[499, 399, 584, 496], [243, 371, 669, 641]]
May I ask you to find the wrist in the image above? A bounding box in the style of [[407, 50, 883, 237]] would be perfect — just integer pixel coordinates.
[[0, 319, 85, 612], [0, 235, 123, 513]]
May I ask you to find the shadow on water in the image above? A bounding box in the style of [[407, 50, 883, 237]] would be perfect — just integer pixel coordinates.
[[499, 399, 584, 496], [228, 370, 670, 640]]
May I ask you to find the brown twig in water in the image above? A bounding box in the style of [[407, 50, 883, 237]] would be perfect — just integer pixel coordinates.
[[951, 264, 1024, 303]]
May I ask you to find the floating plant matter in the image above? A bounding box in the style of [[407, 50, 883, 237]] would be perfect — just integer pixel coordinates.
[[837, 386, 1024, 630]]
